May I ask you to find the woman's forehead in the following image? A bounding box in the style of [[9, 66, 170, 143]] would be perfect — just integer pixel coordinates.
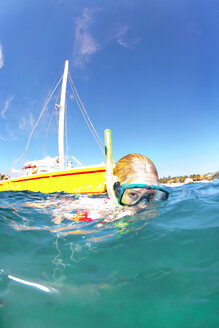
[[128, 175, 159, 184]]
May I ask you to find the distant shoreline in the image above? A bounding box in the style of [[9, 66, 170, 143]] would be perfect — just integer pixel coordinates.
[[162, 179, 212, 187], [159, 172, 219, 186]]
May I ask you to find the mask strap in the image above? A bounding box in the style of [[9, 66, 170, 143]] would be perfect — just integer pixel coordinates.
[[113, 181, 121, 198]]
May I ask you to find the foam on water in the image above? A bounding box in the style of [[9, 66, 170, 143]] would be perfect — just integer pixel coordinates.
[[0, 180, 219, 327]]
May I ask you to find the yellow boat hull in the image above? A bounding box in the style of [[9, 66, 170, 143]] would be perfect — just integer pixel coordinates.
[[0, 166, 107, 194]]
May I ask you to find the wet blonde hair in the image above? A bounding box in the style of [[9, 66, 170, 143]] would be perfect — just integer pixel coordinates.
[[114, 153, 159, 185]]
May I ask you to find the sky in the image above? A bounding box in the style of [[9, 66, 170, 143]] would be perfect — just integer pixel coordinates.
[[0, 0, 219, 178]]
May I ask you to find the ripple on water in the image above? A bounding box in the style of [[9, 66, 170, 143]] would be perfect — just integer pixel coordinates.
[[0, 181, 219, 327]]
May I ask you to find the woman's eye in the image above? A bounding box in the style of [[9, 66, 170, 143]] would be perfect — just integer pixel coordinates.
[[129, 192, 138, 199]]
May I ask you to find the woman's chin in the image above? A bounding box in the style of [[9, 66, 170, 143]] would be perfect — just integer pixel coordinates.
[[124, 204, 148, 215]]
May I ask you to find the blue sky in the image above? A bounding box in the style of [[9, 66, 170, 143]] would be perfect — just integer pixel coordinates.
[[0, 0, 219, 178]]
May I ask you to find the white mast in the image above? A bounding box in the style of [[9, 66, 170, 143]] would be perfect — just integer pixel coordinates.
[[58, 60, 69, 169]]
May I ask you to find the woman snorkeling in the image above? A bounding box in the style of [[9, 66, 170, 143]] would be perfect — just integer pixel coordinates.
[[10, 153, 169, 233], [113, 153, 169, 215]]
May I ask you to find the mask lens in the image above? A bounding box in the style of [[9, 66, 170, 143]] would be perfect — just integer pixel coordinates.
[[121, 188, 153, 205], [151, 189, 168, 201], [120, 187, 168, 206]]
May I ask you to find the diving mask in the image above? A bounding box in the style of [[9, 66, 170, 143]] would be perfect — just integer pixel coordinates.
[[113, 182, 169, 206]]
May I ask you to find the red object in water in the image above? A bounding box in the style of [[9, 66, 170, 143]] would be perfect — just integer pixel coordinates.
[[78, 210, 93, 222], [72, 210, 93, 222]]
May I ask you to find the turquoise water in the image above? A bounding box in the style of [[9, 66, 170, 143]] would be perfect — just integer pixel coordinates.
[[0, 181, 219, 328]]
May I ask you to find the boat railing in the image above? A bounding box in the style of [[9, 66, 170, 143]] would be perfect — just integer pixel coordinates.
[[64, 156, 83, 168]]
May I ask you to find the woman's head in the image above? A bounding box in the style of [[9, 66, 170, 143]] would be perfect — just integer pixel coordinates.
[[114, 153, 159, 185], [113, 153, 168, 213]]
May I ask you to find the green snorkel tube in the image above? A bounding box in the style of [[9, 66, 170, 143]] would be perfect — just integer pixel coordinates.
[[104, 129, 121, 208]]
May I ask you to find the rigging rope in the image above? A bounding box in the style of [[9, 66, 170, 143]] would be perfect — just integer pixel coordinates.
[[36, 88, 61, 160], [41, 108, 55, 157], [14, 75, 63, 165], [14, 66, 105, 167], [68, 74, 105, 155]]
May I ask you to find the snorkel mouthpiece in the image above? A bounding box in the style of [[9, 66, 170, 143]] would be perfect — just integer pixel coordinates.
[[113, 182, 169, 206]]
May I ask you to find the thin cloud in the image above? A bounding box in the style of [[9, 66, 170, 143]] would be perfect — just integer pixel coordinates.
[[0, 136, 7, 141], [19, 113, 34, 130], [117, 37, 140, 49], [6, 124, 17, 140], [112, 25, 129, 41], [73, 8, 100, 68], [111, 24, 139, 49], [1, 96, 14, 119], [72, 9, 139, 68], [0, 44, 3, 69]]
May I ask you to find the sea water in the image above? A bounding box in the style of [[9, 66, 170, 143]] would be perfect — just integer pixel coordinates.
[[0, 180, 219, 328]]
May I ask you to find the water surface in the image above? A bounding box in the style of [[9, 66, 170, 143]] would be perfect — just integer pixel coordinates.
[[0, 181, 219, 327]]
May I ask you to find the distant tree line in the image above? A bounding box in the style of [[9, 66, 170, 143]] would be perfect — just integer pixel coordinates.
[[159, 172, 219, 184]]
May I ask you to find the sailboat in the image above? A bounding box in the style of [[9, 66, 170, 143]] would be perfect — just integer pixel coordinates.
[[0, 60, 109, 194]]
